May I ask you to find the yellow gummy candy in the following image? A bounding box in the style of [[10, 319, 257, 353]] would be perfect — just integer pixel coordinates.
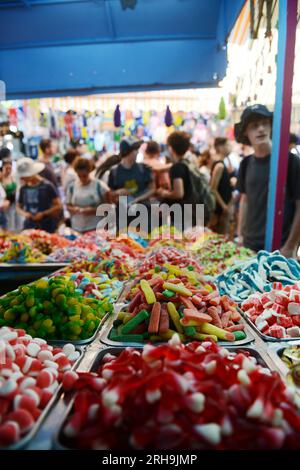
[[163, 282, 192, 297], [167, 302, 183, 333], [192, 333, 218, 342], [140, 280, 156, 304], [160, 329, 185, 341]]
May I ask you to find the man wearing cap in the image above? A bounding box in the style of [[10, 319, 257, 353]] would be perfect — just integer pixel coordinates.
[[16, 157, 62, 233], [236, 104, 300, 257], [107, 138, 155, 232]]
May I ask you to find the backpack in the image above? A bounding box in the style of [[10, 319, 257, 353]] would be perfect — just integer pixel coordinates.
[[181, 159, 216, 225]]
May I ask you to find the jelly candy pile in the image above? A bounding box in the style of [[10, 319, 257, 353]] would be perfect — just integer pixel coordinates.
[[61, 337, 300, 450]]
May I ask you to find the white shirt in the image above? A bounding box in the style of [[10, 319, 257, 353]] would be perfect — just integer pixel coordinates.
[[66, 178, 108, 233]]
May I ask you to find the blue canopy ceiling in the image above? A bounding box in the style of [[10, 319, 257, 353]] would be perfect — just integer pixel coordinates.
[[0, 0, 245, 99]]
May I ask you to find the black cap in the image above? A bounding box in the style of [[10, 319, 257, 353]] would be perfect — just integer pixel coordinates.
[[119, 138, 143, 157], [234, 104, 273, 145]]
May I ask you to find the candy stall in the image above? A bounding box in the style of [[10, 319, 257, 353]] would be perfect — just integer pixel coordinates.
[[0, 231, 72, 294], [1, 229, 300, 451]]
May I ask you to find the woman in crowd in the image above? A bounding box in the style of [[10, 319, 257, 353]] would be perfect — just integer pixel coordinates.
[[66, 157, 109, 233], [143, 140, 171, 190], [209, 139, 233, 235], [156, 131, 209, 228], [198, 149, 212, 183], [62, 148, 80, 192], [0, 163, 10, 230], [1, 158, 20, 231]]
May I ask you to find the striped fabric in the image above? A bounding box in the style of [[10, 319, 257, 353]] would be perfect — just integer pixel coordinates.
[[229, 0, 251, 45]]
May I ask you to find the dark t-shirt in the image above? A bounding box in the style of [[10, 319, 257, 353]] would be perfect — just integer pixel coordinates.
[[169, 162, 191, 206], [19, 180, 59, 233], [168, 161, 204, 227], [238, 153, 300, 251], [211, 160, 232, 214], [108, 162, 153, 200]]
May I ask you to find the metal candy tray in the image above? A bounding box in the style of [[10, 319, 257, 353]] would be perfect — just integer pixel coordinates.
[[52, 344, 277, 450], [239, 307, 300, 343], [0, 343, 84, 451], [47, 312, 110, 347], [99, 304, 256, 348], [266, 341, 300, 383]]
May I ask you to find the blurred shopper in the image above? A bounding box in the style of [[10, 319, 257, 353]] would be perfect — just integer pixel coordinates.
[[1, 157, 20, 231], [143, 140, 171, 189], [214, 137, 240, 189], [39, 139, 59, 188], [16, 158, 61, 233], [62, 148, 80, 193], [73, 139, 93, 160], [66, 157, 109, 234], [157, 131, 191, 206], [108, 139, 154, 204], [185, 144, 200, 166], [157, 131, 215, 227], [209, 140, 233, 235], [0, 162, 10, 230], [108, 139, 155, 233], [199, 149, 212, 183], [289, 133, 300, 157], [236, 104, 300, 257]]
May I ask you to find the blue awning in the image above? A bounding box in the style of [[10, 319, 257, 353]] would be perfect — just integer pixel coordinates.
[[0, 0, 245, 99]]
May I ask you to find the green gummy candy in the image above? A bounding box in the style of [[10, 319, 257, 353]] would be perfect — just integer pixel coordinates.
[[162, 290, 175, 298], [184, 326, 196, 336], [111, 334, 144, 343], [187, 265, 194, 271], [233, 330, 247, 341], [121, 309, 149, 335], [154, 266, 160, 273]]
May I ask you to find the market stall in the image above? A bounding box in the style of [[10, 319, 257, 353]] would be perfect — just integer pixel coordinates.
[[1, 228, 300, 450], [0, 0, 300, 456]]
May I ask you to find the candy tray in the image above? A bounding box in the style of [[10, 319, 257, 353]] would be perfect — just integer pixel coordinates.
[[0, 343, 84, 451], [52, 344, 277, 450], [266, 341, 300, 383], [239, 308, 300, 343], [99, 305, 256, 348]]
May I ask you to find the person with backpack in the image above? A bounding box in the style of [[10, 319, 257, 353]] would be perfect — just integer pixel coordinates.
[[66, 157, 109, 233], [236, 104, 300, 257], [209, 138, 233, 235], [156, 131, 215, 228]]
